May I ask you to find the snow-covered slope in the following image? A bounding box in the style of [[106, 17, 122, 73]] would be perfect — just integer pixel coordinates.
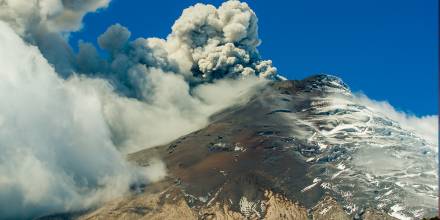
[[283, 75, 438, 219]]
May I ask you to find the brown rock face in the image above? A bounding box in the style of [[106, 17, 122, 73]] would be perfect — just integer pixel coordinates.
[[75, 183, 312, 220], [263, 191, 308, 220], [77, 182, 196, 220], [311, 196, 350, 220], [363, 209, 398, 220]]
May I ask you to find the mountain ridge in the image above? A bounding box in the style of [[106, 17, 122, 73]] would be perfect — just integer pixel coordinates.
[[40, 75, 437, 219]]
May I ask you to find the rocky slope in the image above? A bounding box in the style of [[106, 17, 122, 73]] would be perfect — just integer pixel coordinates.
[[45, 75, 437, 220]]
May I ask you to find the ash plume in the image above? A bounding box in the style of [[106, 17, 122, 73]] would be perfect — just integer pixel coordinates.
[[73, 0, 279, 98]]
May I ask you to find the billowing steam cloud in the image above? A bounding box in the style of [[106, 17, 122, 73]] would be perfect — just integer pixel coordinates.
[[354, 94, 438, 149], [0, 21, 144, 219], [0, 1, 270, 219]]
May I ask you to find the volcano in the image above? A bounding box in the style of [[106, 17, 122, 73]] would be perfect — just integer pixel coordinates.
[[43, 75, 437, 220]]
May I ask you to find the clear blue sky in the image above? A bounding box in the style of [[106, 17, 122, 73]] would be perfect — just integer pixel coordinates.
[[70, 0, 438, 116]]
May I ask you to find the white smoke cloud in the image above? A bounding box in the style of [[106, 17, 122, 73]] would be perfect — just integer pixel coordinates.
[[164, 0, 277, 80], [71, 68, 265, 153], [354, 93, 438, 148], [0, 21, 159, 219]]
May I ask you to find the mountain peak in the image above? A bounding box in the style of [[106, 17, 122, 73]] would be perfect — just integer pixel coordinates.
[[302, 74, 351, 95]]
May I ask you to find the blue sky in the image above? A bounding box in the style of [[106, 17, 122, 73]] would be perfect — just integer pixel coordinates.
[[70, 0, 438, 116]]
